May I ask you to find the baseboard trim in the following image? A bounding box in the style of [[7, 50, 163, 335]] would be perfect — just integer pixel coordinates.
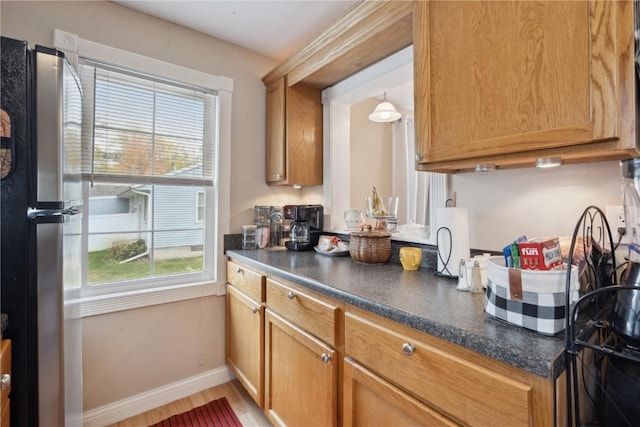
[[82, 366, 235, 426]]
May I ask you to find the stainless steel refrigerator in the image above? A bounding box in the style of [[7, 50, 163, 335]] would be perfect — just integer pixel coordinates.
[[1, 36, 83, 427]]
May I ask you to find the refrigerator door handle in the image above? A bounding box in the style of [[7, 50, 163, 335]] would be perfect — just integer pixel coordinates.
[[27, 203, 81, 223]]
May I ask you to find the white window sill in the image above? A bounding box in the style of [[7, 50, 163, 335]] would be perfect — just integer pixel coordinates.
[[65, 281, 225, 318]]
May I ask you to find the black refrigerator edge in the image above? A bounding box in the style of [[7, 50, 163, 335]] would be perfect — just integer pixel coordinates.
[[1, 36, 83, 427]]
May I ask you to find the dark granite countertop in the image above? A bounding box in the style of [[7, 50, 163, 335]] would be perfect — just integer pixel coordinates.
[[226, 248, 567, 380]]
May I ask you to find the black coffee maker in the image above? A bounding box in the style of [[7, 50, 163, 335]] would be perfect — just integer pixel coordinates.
[[283, 205, 323, 251]]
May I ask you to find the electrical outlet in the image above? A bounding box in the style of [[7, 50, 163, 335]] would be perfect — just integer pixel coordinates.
[[606, 205, 626, 241]]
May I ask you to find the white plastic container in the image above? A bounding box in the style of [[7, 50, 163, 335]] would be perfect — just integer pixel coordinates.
[[242, 225, 257, 250]]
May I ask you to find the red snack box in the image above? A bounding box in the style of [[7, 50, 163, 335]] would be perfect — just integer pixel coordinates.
[[517, 237, 563, 270]]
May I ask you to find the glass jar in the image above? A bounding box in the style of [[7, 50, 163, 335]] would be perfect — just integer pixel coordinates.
[[242, 224, 257, 250], [254, 205, 271, 225], [270, 206, 284, 247]]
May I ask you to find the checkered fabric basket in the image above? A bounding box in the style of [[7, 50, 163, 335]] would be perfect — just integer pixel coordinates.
[[484, 257, 579, 335]]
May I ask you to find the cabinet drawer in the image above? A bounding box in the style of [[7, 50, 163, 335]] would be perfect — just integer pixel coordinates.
[[345, 312, 532, 427], [266, 279, 338, 346], [227, 261, 265, 302]]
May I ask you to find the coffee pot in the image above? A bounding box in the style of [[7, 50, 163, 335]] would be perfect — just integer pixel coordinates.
[[290, 221, 310, 244], [283, 205, 323, 251]]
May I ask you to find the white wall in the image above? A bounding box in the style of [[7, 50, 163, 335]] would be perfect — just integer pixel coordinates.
[[350, 98, 393, 209], [451, 160, 622, 251], [0, 0, 311, 415]]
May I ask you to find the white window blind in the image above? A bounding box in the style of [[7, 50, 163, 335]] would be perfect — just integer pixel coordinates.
[[79, 60, 217, 186]]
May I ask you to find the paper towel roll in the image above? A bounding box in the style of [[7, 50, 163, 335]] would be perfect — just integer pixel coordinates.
[[436, 207, 470, 277]]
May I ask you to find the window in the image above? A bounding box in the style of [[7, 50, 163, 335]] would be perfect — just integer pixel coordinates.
[[62, 36, 233, 311], [79, 61, 216, 294]]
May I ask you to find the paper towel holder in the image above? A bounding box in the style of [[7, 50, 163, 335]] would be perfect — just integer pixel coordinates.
[[436, 226, 456, 277]]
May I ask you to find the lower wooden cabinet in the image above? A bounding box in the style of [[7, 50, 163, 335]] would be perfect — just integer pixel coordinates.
[[0, 339, 11, 427], [265, 309, 337, 427], [226, 285, 264, 407], [344, 308, 559, 427], [343, 358, 456, 427], [226, 258, 562, 427]]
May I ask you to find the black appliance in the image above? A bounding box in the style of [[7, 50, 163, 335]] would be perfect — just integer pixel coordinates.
[[602, 351, 640, 427], [1, 36, 83, 426], [283, 205, 323, 251]]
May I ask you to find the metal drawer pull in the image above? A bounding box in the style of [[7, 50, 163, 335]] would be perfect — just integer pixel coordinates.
[[321, 353, 332, 363], [236, 267, 243, 274], [1, 374, 10, 389], [402, 342, 415, 356], [251, 306, 259, 314], [287, 291, 296, 300]]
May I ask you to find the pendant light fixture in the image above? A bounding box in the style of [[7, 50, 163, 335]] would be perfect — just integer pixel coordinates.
[[368, 92, 402, 123]]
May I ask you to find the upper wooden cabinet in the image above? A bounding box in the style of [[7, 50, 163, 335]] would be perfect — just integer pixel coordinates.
[[413, 0, 638, 172], [265, 77, 323, 186]]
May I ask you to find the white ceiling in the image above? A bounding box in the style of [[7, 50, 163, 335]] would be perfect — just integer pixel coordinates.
[[114, 0, 358, 62], [114, 0, 413, 109]]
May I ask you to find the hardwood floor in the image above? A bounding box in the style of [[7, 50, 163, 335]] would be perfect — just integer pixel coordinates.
[[110, 379, 272, 427]]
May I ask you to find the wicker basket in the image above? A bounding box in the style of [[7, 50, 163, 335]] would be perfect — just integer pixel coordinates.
[[349, 227, 391, 264]]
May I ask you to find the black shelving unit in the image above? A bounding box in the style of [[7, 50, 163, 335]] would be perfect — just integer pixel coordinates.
[[563, 206, 640, 427]]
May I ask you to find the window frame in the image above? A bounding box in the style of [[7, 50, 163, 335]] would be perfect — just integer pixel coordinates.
[[196, 190, 205, 223], [63, 37, 232, 317]]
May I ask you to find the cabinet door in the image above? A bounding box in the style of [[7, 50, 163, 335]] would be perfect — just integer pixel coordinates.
[[226, 285, 264, 407], [265, 77, 323, 186], [265, 309, 337, 427], [414, 1, 635, 171], [343, 358, 456, 427], [285, 83, 323, 186], [266, 77, 286, 183]]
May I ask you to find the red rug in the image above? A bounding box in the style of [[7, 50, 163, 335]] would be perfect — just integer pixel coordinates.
[[150, 396, 243, 427]]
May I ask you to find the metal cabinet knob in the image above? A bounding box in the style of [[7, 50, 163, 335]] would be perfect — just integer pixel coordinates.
[[402, 342, 415, 356], [287, 291, 296, 300], [415, 153, 423, 162], [321, 353, 332, 363], [251, 306, 259, 314], [1, 374, 10, 389], [276, 173, 282, 179]]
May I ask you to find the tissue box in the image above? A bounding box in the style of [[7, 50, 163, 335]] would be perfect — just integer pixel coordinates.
[[484, 257, 579, 335]]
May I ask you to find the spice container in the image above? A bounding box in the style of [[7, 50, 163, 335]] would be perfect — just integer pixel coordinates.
[[348, 226, 391, 264], [242, 225, 257, 250]]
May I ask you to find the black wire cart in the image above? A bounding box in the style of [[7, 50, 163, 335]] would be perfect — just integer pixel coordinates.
[[563, 206, 640, 427]]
